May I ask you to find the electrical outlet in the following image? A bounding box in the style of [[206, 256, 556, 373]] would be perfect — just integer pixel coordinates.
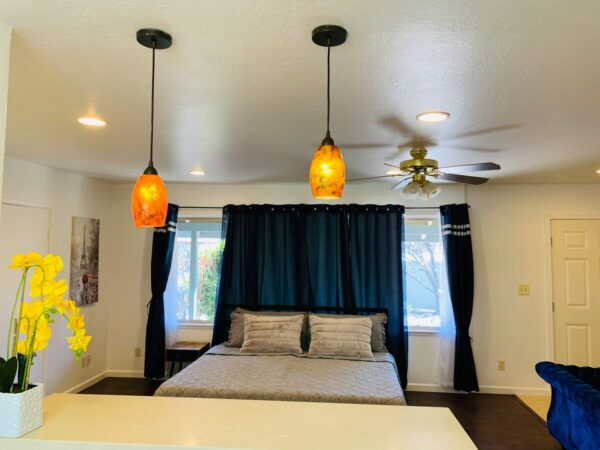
[[81, 354, 91, 368], [134, 347, 142, 358], [498, 360, 506, 371], [517, 284, 530, 296]]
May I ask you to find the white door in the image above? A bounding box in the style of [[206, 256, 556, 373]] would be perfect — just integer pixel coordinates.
[[551, 219, 600, 366], [0, 203, 50, 383]]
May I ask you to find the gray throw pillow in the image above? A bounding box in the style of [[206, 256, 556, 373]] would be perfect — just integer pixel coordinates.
[[240, 314, 303, 354], [308, 315, 373, 358], [310, 313, 387, 352], [225, 308, 308, 348]]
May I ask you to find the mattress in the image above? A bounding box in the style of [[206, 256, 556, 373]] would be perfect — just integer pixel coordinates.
[[154, 344, 406, 405]]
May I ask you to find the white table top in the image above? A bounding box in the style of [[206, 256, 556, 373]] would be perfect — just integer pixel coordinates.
[[1, 394, 476, 450]]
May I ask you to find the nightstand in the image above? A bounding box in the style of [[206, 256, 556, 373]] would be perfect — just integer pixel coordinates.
[[166, 341, 210, 377]]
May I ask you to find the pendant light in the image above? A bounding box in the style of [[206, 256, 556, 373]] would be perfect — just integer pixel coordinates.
[[131, 29, 171, 227], [309, 25, 347, 199]]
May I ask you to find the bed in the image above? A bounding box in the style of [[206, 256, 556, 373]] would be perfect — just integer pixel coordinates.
[[155, 344, 406, 405], [155, 304, 406, 405]]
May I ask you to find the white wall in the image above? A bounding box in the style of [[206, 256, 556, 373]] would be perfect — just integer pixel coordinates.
[[1, 157, 113, 394], [0, 21, 11, 214], [467, 184, 600, 394], [107, 180, 600, 394]]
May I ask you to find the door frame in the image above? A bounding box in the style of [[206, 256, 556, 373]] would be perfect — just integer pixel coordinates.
[[0, 198, 52, 384], [543, 212, 600, 363]]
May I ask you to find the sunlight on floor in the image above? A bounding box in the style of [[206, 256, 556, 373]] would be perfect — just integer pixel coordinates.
[[518, 395, 551, 421]]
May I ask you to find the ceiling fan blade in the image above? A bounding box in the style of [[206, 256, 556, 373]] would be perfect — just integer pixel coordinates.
[[444, 144, 503, 153], [341, 143, 392, 149], [438, 162, 501, 172], [347, 174, 403, 182], [447, 124, 520, 140], [384, 163, 401, 168], [377, 117, 416, 137], [391, 177, 412, 191], [438, 172, 489, 185]]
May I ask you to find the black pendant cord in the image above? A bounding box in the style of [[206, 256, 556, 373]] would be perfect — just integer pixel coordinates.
[[136, 28, 171, 176], [326, 38, 331, 138], [149, 40, 156, 169]]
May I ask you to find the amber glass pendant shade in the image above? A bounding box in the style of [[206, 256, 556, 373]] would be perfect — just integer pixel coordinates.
[[131, 172, 168, 227], [131, 29, 172, 228], [310, 25, 348, 200], [309, 143, 345, 199]]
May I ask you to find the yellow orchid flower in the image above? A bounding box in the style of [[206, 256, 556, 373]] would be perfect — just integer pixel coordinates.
[[67, 329, 92, 356], [9, 252, 44, 269], [20, 300, 45, 321], [67, 314, 85, 331], [33, 318, 52, 352]]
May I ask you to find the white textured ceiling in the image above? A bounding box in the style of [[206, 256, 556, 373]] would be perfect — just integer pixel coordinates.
[[1, 0, 600, 184]]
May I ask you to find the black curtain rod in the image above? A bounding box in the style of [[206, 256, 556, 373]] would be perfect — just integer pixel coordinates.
[[178, 205, 450, 210]]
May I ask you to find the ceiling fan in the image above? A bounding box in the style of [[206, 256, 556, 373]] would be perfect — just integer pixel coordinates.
[[348, 144, 501, 199], [343, 116, 509, 199]]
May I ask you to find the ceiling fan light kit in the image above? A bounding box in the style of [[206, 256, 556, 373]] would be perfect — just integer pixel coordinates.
[[349, 143, 501, 200], [309, 25, 347, 200], [131, 28, 171, 228]]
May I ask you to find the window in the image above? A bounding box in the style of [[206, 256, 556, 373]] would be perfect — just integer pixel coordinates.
[[404, 215, 448, 331], [172, 220, 223, 323]]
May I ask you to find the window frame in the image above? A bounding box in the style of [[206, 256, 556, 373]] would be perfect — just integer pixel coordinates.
[[173, 211, 448, 333], [403, 211, 447, 335], [175, 214, 223, 328]]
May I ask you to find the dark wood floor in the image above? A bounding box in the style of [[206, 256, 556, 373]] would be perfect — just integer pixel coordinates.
[[80, 377, 163, 396], [80, 378, 560, 449], [405, 391, 560, 450]]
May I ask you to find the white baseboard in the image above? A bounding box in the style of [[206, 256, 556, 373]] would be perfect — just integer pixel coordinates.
[[406, 382, 550, 396], [66, 372, 549, 396], [64, 371, 107, 393], [106, 369, 145, 378]]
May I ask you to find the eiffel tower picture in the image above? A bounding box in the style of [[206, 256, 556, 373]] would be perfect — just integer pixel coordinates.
[[70, 217, 100, 305]]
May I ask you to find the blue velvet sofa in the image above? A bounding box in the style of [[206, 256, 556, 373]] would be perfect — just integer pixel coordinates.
[[536, 361, 600, 450]]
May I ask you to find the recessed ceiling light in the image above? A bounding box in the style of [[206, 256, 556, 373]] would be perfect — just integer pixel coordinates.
[[386, 169, 402, 176], [78, 117, 106, 127], [416, 111, 450, 123], [596, 169, 600, 174], [189, 169, 206, 176]]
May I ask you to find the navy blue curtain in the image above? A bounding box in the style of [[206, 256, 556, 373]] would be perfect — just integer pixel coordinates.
[[144, 203, 179, 378], [348, 204, 407, 388], [212, 204, 407, 388], [440, 203, 479, 392], [212, 204, 350, 345]]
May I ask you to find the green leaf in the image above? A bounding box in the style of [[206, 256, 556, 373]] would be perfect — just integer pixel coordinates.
[[0, 356, 18, 393], [17, 353, 26, 387]]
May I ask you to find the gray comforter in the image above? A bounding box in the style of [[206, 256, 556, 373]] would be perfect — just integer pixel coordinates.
[[154, 345, 406, 405]]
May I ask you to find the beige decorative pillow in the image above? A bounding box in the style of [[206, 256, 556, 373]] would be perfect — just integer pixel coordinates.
[[308, 315, 373, 358], [225, 308, 307, 347], [240, 314, 303, 354], [310, 313, 388, 352]]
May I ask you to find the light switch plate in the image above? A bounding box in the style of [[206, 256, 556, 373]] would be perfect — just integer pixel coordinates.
[[518, 284, 530, 296]]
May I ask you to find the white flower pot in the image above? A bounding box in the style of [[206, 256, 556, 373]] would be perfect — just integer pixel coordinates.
[[0, 383, 43, 438]]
